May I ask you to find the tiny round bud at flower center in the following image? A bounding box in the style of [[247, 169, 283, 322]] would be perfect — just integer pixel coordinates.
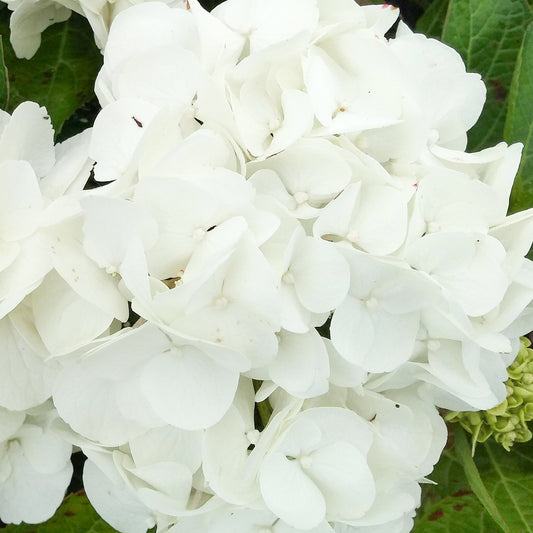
[[282, 271, 295, 284], [427, 339, 441, 351], [214, 296, 228, 308], [299, 455, 313, 469], [429, 129, 440, 144], [293, 191, 309, 205], [347, 230, 359, 242], [246, 429, 260, 445], [427, 221, 441, 233], [192, 227, 206, 241], [365, 296, 379, 310], [268, 117, 281, 132]]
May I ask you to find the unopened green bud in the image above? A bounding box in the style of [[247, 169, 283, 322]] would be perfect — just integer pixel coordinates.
[[447, 337, 533, 452], [522, 373, 533, 385]]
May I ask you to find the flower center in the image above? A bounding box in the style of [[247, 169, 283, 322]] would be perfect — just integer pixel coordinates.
[[347, 230, 359, 243], [426, 221, 441, 233], [293, 191, 309, 205], [268, 117, 281, 132], [299, 454, 313, 469], [282, 271, 295, 285], [214, 295, 228, 309], [246, 429, 260, 445], [427, 339, 441, 351], [192, 227, 206, 241], [365, 296, 379, 310]]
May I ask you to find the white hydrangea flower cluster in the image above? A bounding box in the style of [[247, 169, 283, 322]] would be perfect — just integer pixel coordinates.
[[2, 0, 533, 531]]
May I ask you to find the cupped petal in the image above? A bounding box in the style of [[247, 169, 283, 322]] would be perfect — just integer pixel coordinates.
[[308, 442, 375, 521], [18, 424, 71, 476], [0, 102, 54, 176], [83, 458, 155, 533], [89, 98, 159, 181], [0, 160, 43, 242], [31, 270, 115, 354], [141, 346, 239, 430], [260, 452, 326, 530], [0, 440, 72, 525], [269, 329, 329, 398], [292, 237, 350, 313], [8, 1, 71, 59], [0, 313, 58, 410]]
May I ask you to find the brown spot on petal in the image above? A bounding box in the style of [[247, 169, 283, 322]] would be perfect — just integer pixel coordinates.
[[132, 116, 143, 128]]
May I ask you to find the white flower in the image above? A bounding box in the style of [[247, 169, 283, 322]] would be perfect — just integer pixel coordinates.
[[265, 328, 330, 399], [212, 0, 319, 55], [330, 248, 438, 373], [259, 407, 376, 529], [248, 138, 353, 219], [0, 405, 72, 525]]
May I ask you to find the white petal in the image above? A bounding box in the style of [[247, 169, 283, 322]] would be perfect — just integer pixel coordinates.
[[83, 459, 155, 533], [31, 271, 114, 354], [8, 1, 71, 59], [40, 129, 93, 198], [0, 440, 72, 524], [19, 424, 71, 475], [142, 346, 239, 429], [330, 296, 374, 365], [89, 99, 158, 181], [260, 452, 326, 530], [0, 102, 54, 176], [0, 315, 58, 410], [0, 160, 42, 241], [270, 329, 329, 398], [292, 237, 350, 313], [308, 442, 375, 520]]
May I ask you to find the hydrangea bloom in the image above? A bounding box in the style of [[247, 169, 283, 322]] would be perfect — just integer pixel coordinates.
[[2, 0, 533, 531]]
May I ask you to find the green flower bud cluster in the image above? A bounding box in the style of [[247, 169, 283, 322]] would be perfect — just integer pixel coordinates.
[[446, 337, 533, 452]]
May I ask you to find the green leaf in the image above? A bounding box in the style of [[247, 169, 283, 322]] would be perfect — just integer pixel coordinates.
[[0, 11, 102, 135], [454, 427, 510, 532], [466, 434, 533, 532], [416, 428, 533, 532], [422, 446, 471, 502], [415, 0, 450, 38], [506, 23, 533, 213], [441, 0, 531, 151], [414, 442, 497, 532], [414, 490, 500, 532], [2, 492, 118, 532]]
